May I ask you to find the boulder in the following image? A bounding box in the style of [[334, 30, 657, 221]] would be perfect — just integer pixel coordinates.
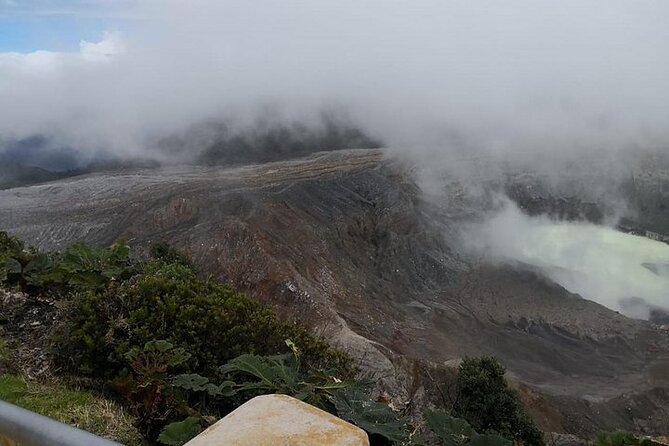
[[184, 394, 369, 446]]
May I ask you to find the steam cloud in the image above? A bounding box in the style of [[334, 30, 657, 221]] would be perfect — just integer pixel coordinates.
[[1, 0, 668, 162], [463, 198, 669, 320]]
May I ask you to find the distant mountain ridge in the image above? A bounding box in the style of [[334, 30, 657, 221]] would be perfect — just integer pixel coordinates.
[[0, 162, 68, 189]]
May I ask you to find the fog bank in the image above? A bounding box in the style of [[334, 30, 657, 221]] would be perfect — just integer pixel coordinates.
[[1, 1, 668, 165]]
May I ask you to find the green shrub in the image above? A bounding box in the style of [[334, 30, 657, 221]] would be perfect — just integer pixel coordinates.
[[452, 357, 544, 446], [51, 260, 352, 380]]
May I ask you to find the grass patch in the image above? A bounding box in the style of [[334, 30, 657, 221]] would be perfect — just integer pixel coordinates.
[[0, 375, 143, 445]]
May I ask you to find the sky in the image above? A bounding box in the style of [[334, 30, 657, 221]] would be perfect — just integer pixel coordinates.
[[0, 1, 135, 52], [0, 0, 668, 161]]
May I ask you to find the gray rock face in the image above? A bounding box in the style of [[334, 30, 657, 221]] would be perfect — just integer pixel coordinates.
[[0, 148, 668, 436]]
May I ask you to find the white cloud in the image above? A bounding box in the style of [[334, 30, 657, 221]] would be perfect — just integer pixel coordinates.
[[0, 50, 68, 74], [0, 0, 668, 160], [80, 31, 125, 61]]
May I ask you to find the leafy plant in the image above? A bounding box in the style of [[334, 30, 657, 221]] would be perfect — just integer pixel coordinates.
[[219, 346, 348, 409], [331, 386, 407, 444], [56, 241, 133, 289], [172, 373, 234, 398], [219, 345, 405, 445], [0, 232, 133, 293], [113, 340, 193, 439], [125, 340, 191, 378]]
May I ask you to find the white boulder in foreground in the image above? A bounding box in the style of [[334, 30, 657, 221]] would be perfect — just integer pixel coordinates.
[[184, 394, 369, 446]]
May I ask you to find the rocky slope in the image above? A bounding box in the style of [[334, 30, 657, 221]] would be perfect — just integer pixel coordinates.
[[0, 149, 667, 436]]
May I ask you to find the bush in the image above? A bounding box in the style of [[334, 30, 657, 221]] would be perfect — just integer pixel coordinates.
[[51, 260, 352, 380], [49, 254, 354, 442], [452, 357, 544, 446]]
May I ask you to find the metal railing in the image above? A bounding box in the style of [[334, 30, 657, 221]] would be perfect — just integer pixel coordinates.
[[0, 399, 123, 446]]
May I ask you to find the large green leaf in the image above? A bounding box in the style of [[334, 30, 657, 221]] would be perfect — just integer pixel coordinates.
[[158, 417, 202, 446], [219, 353, 348, 409], [219, 353, 299, 390], [425, 410, 476, 446], [331, 386, 407, 443], [172, 374, 236, 397], [172, 374, 209, 391]]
